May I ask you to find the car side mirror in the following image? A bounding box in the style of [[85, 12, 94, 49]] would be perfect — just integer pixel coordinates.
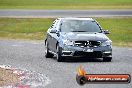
[[50, 29, 60, 36], [50, 29, 57, 33], [103, 30, 110, 34]]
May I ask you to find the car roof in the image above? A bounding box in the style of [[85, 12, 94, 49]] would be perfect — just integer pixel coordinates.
[[58, 17, 94, 21]]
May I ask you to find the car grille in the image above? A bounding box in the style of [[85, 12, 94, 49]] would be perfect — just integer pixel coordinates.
[[74, 41, 101, 47], [74, 51, 102, 58]]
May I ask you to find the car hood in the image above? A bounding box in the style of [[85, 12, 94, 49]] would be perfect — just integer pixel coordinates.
[[60, 32, 109, 41]]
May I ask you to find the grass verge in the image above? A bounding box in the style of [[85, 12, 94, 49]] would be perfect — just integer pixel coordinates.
[[0, 17, 132, 47], [96, 17, 132, 47], [0, 0, 132, 9], [0, 18, 54, 40]]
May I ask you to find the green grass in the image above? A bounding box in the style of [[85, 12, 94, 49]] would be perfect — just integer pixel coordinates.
[[96, 18, 132, 47], [0, 18, 54, 40], [0, 0, 132, 9], [0, 18, 132, 47]]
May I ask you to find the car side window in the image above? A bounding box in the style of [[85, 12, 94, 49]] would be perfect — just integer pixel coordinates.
[[50, 19, 59, 28], [50, 20, 56, 29]]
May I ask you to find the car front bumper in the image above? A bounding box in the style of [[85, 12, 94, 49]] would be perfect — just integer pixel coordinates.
[[60, 45, 112, 58]]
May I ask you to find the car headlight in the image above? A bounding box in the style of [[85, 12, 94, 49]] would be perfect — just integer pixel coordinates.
[[102, 40, 112, 46], [63, 39, 74, 46]]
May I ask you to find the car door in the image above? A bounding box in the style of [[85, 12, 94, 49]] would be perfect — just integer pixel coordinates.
[[48, 20, 59, 53]]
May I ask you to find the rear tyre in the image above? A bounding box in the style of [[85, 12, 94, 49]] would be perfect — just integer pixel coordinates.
[[56, 45, 64, 62], [103, 57, 112, 62], [45, 42, 54, 58]]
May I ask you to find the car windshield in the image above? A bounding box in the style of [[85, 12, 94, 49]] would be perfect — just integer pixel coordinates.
[[60, 20, 101, 32]]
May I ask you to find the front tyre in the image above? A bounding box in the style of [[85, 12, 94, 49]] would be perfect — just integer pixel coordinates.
[[103, 57, 112, 62], [56, 45, 64, 62], [45, 42, 54, 58]]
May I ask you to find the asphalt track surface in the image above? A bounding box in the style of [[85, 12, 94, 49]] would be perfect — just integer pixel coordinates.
[[0, 40, 132, 88], [0, 10, 132, 17]]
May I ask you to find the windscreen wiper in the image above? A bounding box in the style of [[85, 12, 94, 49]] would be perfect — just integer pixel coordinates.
[[71, 31, 87, 32]]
